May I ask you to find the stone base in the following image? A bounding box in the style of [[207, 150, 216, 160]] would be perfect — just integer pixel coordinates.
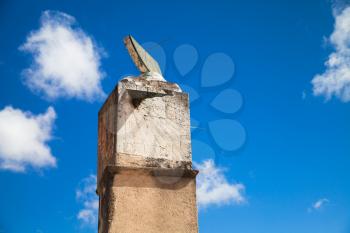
[[97, 166, 199, 233]]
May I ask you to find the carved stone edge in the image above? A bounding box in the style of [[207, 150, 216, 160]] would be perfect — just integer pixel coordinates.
[[96, 165, 199, 195]]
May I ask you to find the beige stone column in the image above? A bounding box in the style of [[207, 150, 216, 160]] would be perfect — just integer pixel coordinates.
[[97, 76, 199, 233]]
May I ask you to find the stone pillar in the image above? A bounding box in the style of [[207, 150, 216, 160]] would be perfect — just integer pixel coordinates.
[[97, 76, 199, 233]]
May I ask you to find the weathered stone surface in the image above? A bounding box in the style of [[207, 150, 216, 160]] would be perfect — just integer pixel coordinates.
[[98, 168, 198, 233], [97, 74, 198, 233], [98, 76, 192, 185]]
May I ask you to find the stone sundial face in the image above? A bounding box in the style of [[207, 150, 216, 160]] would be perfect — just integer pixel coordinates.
[[124, 35, 162, 75]]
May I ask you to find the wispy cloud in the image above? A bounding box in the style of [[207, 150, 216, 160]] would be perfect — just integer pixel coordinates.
[[312, 6, 350, 102], [194, 159, 246, 208], [308, 198, 329, 212], [76, 174, 98, 227], [20, 10, 106, 101], [0, 106, 56, 172]]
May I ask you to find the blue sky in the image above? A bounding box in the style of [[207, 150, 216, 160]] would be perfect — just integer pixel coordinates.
[[1, 0, 350, 233]]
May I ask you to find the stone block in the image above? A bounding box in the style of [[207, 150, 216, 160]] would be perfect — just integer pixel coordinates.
[[97, 77, 192, 186]]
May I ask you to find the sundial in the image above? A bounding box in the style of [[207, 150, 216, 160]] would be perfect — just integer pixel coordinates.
[[97, 35, 196, 233], [124, 35, 163, 76]]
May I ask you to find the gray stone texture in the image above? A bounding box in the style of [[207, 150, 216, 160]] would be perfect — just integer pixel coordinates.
[[97, 75, 198, 233]]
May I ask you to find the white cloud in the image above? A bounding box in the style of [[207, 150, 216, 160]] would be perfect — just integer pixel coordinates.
[[194, 159, 246, 208], [312, 7, 350, 102], [308, 198, 329, 212], [76, 175, 98, 227], [0, 106, 56, 172], [20, 10, 106, 101]]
